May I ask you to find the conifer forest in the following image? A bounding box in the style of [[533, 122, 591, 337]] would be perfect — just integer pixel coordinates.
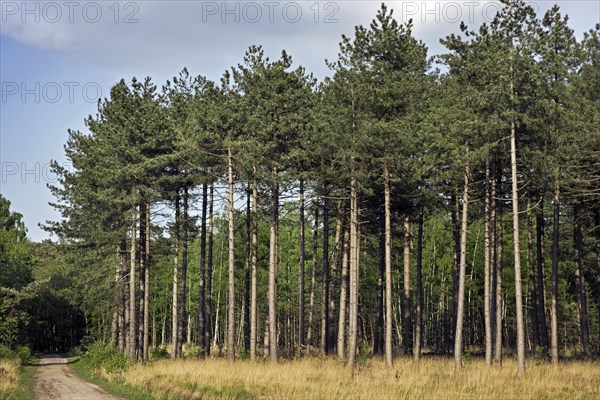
[[1, 1, 600, 398]]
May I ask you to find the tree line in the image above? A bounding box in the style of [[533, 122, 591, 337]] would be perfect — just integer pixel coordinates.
[[2, 1, 598, 374]]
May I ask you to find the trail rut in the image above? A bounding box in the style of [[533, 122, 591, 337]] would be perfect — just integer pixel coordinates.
[[34, 355, 121, 400]]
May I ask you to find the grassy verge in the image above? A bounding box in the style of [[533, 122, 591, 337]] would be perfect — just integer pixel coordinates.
[[4, 364, 37, 400], [0, 347, 36, 400], [69, 356, 155, 400]]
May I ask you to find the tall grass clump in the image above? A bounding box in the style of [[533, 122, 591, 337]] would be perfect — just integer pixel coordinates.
[[0, 345, 32, 397]]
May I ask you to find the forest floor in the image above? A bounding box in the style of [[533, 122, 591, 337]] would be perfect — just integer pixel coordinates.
[[32, 355, 121, 400], [113, 356, 600, 400]]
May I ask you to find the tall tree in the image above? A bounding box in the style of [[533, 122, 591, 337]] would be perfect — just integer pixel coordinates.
[[454, 163, 470, 371]]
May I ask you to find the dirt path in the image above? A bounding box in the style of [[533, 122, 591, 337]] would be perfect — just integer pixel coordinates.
[[34, 355, 121, 400]]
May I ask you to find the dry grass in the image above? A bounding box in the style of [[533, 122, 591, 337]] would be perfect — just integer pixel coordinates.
[[0, 358, 20, 396], [119, 356, 600, 400]]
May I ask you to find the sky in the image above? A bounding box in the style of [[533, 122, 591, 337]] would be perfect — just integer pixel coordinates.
[[1, 0, 598, 242]]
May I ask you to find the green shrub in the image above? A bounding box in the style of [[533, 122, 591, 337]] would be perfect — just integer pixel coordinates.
[[184, 343, 204, 358], [0, 344, 32, 365], [83, 341, 129, 374], [0, 344, 15, 361], [16, 346, 32, 365], [238, 348, 250, 360], [150, 346, 170, 361], [357, 341, 371, 366]]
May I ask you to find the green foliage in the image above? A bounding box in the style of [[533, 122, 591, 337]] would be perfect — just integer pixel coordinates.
[[149, 346, 170, 361], [0, 288, 30, 347], [83, 342, 130, 374], [356, 341, 371, 366], [0, 344, 16, 361], [15, 346, 33, 365], [0, 195, 33, 293], [0, 345, 32, 365]]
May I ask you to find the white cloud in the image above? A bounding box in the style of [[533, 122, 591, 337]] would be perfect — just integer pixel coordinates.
[[2, 1, 597, 80]]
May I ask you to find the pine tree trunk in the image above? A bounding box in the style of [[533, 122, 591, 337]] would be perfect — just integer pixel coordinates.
[[111, 244, 120, 348], [321, 195, 330, 355], [124, 280, 129, 354], [143, 202, 151, 361], [263, 303, 270, 358], [454, 165, 469, 370], [307, 207, 318, 346], [595, 208, 600, 352], [527, 197, 540, 351], [551, 173, 560, 364], [161, 312, 166, 347], [199, 182, 208, 355], [347, 161, 358, 368], [320, 286, 327, 353], [187, 314, 192, 344], [152, 313, 156, 348], [227, 149, 236, 360], [206, 183, 214, 356], [244, 184, 251, 352], [414, 211, 424, 361], [178, 188, 189, 356], [337, 218, 349, 360], [490, 164, 497, 353], [510, 114, 526, 375], [118, 239, 127, 352], [268, 167, 279, 362], [129, 206, 137, 360], [171, 193, 180, 358], [573, 205, 592, 358], [384, 167, 393, 366], [250, 171, 258, 360], [298, 178, 306, 352], [484, 163, 493, 365], [210, 252, 224, 356], [213, 264, 221, 352], [138, 203, 146, 359], [402, 215, 413, 355], [451, 192, 461, 351], [494, 173, 504, 364], [374, 226, 384, 356], [328, 215, 341, 355], [536, 198, 549, 351]]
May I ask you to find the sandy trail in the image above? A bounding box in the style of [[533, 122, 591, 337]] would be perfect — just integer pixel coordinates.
[[34, 355, 121, 400]]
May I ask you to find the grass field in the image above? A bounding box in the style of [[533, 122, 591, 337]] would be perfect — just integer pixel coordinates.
[[107, 356, 600, 400]]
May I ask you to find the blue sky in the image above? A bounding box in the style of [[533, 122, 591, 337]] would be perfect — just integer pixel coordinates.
[[1, 1, 598, 242]]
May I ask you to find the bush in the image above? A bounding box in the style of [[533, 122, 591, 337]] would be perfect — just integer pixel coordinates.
[[83, 342, 129, 374], [0, 345, 32, 365], [150, 346, 170, 361], [356, 341, 371, 366], [181, 343, 206, 358], [16, 346, 32, 365], [0, 345, 15, 361]]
